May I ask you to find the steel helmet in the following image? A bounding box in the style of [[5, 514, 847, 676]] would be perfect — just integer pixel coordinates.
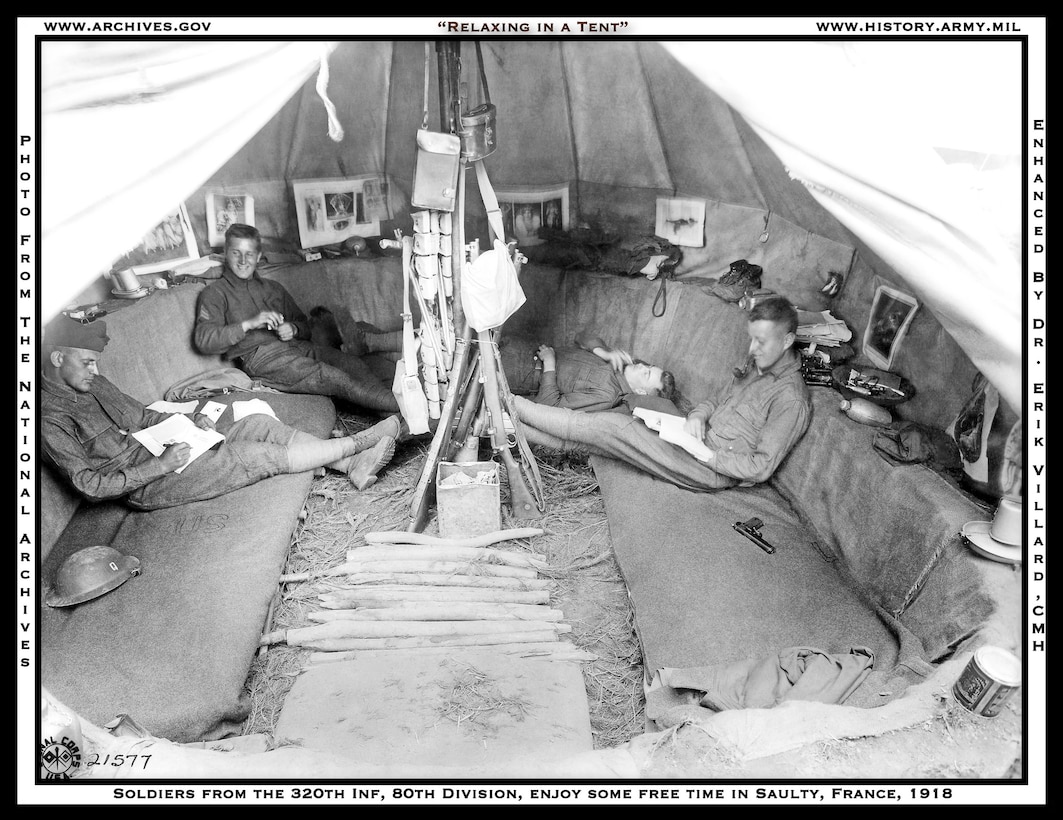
[[45, 546, 141, 608], [342, 235, 368, 256]]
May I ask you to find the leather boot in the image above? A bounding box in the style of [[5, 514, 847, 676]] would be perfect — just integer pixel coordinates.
[[351, 321, 403, 355], [348, 415, 402, 453], [347, 436, 397, 490], [338, 378, 401, 413], [286, 432, 356, 473]]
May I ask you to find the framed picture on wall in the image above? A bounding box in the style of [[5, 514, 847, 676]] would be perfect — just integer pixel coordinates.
[[495, 185, 569, 246], [205, 192, 255, 248], [864, 284, 920, 370], [292, 177, 382, 249], [655, 196, 706, 247], [109, 204, 200, 276]]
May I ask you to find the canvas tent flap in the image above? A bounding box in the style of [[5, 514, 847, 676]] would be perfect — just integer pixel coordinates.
[[662, 41, 1022, 414], [41, 41, 334, 321], [41, 39, 1022, 419]]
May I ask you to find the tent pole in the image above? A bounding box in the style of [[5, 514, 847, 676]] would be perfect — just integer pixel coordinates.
[[437, 41, 461, 135], [443, 41, 467, 339]]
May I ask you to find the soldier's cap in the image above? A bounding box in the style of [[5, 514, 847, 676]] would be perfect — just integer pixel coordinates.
[[45, 315, 110, 352]]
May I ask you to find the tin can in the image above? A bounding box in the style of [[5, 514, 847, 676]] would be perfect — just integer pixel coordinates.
[[459, 103, 497, 161], [952, 646, 1021, 717]]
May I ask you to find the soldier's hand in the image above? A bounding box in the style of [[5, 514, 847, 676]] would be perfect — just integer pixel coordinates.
[[159, 442, 191, 472], [245, 310, 283, 332], [275, 321, 297, 341], [536, 345, 556, 371], [600, 347, 633, 372], [684, 414, 706, 442], [192, 413, 215, 431]]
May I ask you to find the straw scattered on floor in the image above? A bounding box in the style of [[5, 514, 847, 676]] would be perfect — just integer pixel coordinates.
[[243, 414, 646, 749], [433, 657, 531, 735]]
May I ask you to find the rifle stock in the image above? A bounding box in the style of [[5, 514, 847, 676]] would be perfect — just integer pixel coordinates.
[[477, 330, 538, 519], [406, 327, 473, 532]]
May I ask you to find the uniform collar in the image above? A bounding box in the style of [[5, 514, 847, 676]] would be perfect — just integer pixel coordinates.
[[752, 349, 801, 381], [222, 266, 262, 287], [42, 373, 84, 402]]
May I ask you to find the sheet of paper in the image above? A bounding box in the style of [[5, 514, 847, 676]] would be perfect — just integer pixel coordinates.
[[232, 399, 278, 421], [146, 399, 199, 414], [632, 407, 714, 463], [131, 413, 226, 474], [199, 400, 226, 423], [799, 310, 841, 325]]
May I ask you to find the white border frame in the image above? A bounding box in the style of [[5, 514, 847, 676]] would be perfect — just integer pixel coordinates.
[[112, 203, 199, 276], [863, 283, 920, 370], [495, 184, 570, 246], [291, 176, 381, 248], [205, 191, 255, 248], [19, 20, 1044, 807], [655, 196, 707, 247]]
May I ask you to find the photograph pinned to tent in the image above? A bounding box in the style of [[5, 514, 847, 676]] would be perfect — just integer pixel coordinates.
[[109, 203, 199, 276], [655, 196, 706, 248], [291, 176, 382, 249], [496, 185, 569, 246], [863, 283, 919, 370], [361, 178, 391, 222], [205, 192, 254, 249]]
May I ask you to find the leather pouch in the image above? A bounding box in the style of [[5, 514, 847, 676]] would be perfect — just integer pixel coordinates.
[[412, 130, 460, 212]]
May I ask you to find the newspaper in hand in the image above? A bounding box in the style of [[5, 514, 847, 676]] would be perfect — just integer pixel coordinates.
[[131, 414, 225, 474], [632, 407, 714, 462]]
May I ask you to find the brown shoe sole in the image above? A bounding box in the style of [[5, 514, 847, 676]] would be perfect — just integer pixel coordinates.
[[348, 436, 397, 490]]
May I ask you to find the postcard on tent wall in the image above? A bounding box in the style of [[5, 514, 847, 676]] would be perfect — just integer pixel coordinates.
[[205, 192, 255, 248], [110, 204, 200, 276], [496, 185, 569, 247], [655, 197, 706, 247], [292, 177, 382, 249], [863, 284, 919, 370]]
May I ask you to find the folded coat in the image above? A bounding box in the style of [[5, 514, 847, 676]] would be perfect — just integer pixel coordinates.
[[645, 646, 875, 728]]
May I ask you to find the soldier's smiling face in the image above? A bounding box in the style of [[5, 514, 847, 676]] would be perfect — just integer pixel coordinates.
[[226, 236, 261, 280]]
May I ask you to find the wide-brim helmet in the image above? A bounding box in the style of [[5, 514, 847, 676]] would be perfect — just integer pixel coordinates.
[[45, 546, 141, 607]]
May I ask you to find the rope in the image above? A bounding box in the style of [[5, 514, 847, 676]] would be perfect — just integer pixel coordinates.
[[315, 50, 344, 142], [652, 276, 668, 318], [422, 42, 431, 130], [473, 41, 491, 104]]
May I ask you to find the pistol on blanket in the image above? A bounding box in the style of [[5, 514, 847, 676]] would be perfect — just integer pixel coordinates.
[[733, 517, 776, 554]]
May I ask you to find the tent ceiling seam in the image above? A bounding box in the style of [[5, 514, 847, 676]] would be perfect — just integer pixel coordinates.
[[636, 43, 676, 196], [381, 42, 395, 193], [558, 43, 581, 221], [724, 106, 770, 211]]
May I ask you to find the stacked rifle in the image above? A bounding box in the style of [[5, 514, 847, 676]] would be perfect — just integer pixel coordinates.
[[399, 40, 544, 532]]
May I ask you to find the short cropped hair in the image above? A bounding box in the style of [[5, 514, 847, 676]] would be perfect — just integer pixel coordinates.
[[633, 358, 679, 402], [748, 295, 798, 334], [659, 369, 677, 401], [669, 388, 696, 417], [224, 222, 262, 250]]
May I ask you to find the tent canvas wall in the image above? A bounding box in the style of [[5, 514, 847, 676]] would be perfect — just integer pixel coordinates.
[[38, 37, 1024, 431]]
